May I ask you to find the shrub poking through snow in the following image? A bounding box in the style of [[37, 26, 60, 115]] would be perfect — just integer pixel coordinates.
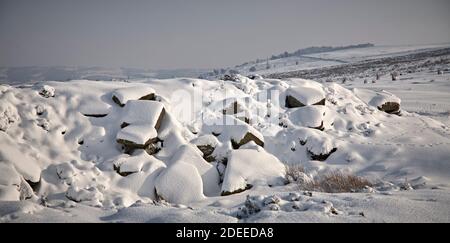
[[313, 172, 372, 193], [39, 85, 55, 98], [236, 195, 262, 219], [0, 103, 20, 132], [285, 164, 314, 188]]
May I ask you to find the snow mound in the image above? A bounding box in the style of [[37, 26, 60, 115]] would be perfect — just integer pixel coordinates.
[[221, 149, 286, 195], [155, 161, 205, 204], [0, 133, 41, 183], [169, 145, 220, 196], [112, 86, 155, 107], [288, 105, 327, 129]]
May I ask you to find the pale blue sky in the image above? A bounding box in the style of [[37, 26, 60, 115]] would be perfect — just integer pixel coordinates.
[[1, 0, 449, 69]]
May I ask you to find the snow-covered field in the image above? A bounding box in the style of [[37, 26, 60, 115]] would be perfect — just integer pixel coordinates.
[[1, 47, 450, 223]]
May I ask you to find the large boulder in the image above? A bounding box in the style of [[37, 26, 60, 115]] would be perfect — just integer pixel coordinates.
[[112, 86, 156, 107], [221, 149, 286, 196]]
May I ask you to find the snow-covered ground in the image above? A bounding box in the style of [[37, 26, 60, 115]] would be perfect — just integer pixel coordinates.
[[1, 46, 450, 223]]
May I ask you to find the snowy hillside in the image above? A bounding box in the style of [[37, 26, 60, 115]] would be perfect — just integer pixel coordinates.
[[202, 43, 450, 78], [1, 58, 450, 222]]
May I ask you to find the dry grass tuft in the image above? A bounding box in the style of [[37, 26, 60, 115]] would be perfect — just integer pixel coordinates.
[[285, 166, 372, 193]]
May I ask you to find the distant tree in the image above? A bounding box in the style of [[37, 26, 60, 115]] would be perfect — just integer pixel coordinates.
[[213, 69, 219, 75], [249, 66, 257, 72], [266, 58, 271, 70], [295, 61, 299, 65]]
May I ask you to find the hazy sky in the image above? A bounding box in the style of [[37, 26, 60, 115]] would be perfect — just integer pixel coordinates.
[[1, 0, 449, 69]]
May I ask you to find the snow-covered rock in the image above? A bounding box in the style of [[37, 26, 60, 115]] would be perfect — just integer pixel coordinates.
[[305, 132, 337, 161], [221, 149, 286, 195], [112, 86, 156, 107], [285, 81, 326, 108], [66, 186, 103, 206], [113, 150, 162, 176], [354, 88, 401, 114], [120, 100, 165, 127], [155, 161, 205, 204], [203, 116, 264, 149], [38, 85, 55, 98], [116, 100, 165, 153]]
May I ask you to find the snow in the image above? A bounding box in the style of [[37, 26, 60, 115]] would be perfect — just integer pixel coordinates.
[[221, 149, 286, 194], [0, 45, 450, 222], [155, 161, 206, 204]]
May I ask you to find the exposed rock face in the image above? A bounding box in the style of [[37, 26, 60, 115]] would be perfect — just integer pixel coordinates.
[[231, 132, 264, 149], [117, 137, 161, 155], [308, 147, 337, 161], [197, 145, 216, 162], [221, 184, 252, 196], [191, 134, 219, 162], [377, 102, 401, 115], [286, 96, 325, 108]]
